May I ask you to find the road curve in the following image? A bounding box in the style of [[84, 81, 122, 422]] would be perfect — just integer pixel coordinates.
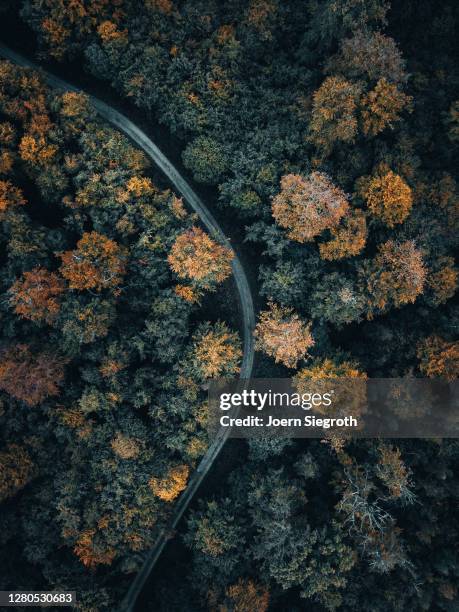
[[0, 44, 255, 612]]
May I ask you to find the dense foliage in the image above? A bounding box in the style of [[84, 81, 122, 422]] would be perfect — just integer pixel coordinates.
[[0, 60, 240, 609], [1, 0, 458, 610]]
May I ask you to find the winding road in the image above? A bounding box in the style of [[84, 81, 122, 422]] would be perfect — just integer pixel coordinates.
[[0, 44, 255, 612]]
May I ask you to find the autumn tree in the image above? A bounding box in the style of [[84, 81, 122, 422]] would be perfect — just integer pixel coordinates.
[[272, 172, 349, 243], [310, 76, 361, 152], [59, 91, 93, 135], [168, 226, 233, 290], [361, 169, 413, 227], [0, 345, 66, 406], [326, 31, 407, 85], [22, 0, 125, 60], [363, 240, 426, 313], [0, 180, 26, 215], [0, 443, 35, 502], [59, 231, 127, 291], [376, 444, 412, 500], [417, 336, 458, 381], [0, 121, 16, 146], [426, 257, 458, 306], [296, 357, 366, 380], [295, 357, 367, 417], [219, 579, 270, 612], [0, 122, 16, 175], [111, 433, 141, 460], [73, 529, 116, 569], [361, 78, 412, 136], [254, 302, 314, 368], [188, 322, 242, 380], [319, 209, 367, 260], [19, 134, 58, 167], [149, 464, 189, 502], [9, 267, 65, 324]]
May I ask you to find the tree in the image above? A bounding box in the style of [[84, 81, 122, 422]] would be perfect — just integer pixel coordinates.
[[168, 226, 233, 290], [59, 91, 93, 135], [61, 299, 114, 347], [417, 336, 458, 381], [220, 579, 269, 612], [363, 240, 426, 313], [309, 273, 366, 326], [0, 180, 26, 215], [185, 499, 244, 563], [272, 172, 349, 243], [22, 0, 125, 60], [0, 443, 35, 502], [326, 31, 407, 84], [361, 78, 412, 136], [376, 444, 412, 500], [182, 136, 228, 184], [0, 121, 16, 146], [19, 134, 58, 167], [59, 231, 127, 291], [310, 76, 361, 152], [296, 357, 367, 418], [259, 261, 306, 305], [254, 302, 314, 368], [149, 464, 190, 502], [296, 357, 365, 380], [306, 0, 390, 47], [111, 433, 141, 460], [0, 345, 66, 406], [426, 257, 458, 306], [362, 169, 413, 227], [319, 210, 367, 260], [188, 322, 242, 380], [73, 529, 116, 569], [9, 267, 65, 324]]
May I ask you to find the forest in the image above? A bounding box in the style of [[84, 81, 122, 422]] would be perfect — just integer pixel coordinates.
[[0, 0, 458, 610]]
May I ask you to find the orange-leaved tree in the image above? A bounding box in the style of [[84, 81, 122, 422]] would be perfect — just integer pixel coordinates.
[[417, 336, 458, 381], [376, 443, 412, 500], [296, 357, 366, 380], [362, 169, 413, 227], [364, 240, 426, 313], [220, 579, 270, 612], [73, 529, 116, 569], [310, 76, 361, 152], [0, 344, 67, 406], [272, 172, 349, 243], [9, 267, 65, 324], [168, 226, 233, 290], [190, 321, 242, 380], [0, 180, 26, 215], [426, 257, 458, 306], [254, 302, 314, 368], [60, 231, 127, 291], [295, 357, 367, 417], [319, 209, 367, 260], [361, 78, 412, 136], [149, 464, 190, 502]]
